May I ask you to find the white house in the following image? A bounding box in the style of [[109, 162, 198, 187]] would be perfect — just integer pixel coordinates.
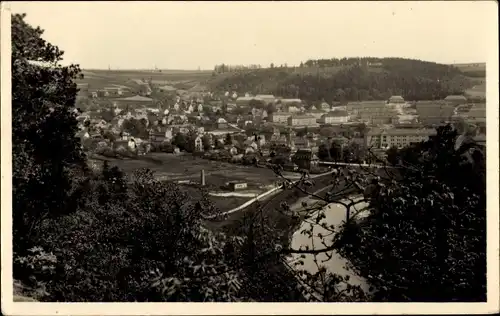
[[128, 138, 137, 150], [173, 103, 180, 111], [269, 112, 292, 124], [319, 110, 350, 124], [255, 94, 276, 104], [320, 102, 331, 111], [244, 139, 259, 151], [198, 104, 204, 112], [331, 105, 347, 112], [288, 105, 301, 113], [257, 136, 266, 147], [229, 146, 239, 156], [261, 110, 268, 119], [120, 131, 131, 140], [165, 128, 173, 141], [194, 135, 204, 152]]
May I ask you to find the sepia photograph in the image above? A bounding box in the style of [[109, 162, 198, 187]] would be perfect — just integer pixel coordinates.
[[1, 1, 499, 315]]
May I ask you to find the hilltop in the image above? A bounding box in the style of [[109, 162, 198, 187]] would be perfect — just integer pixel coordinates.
[[208, 58, 481, 102]]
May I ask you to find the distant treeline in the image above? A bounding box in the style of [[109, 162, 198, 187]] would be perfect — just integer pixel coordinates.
[[210, 58, 476, 102], [213, 64, 263, 74]]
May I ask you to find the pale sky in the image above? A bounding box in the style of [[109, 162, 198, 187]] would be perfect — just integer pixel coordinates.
[[7, 1, 497, 70]]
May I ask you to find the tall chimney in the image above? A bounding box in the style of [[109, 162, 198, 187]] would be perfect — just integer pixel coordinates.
[[201, 169, 205, 186]]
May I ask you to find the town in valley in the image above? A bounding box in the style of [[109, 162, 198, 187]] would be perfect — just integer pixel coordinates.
[[6, 1, 493, 308]]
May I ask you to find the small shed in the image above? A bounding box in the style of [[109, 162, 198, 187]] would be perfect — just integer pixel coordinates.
[[228, 181, 248, 191]]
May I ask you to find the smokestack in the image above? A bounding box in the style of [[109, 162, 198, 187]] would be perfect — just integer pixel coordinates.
[[201, 169, 205, 186]]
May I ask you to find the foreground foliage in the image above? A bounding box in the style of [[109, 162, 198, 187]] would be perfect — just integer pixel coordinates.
[[21, 166, 247, 301], [12, 13, 86, 254], [334, 125, 486, 301]]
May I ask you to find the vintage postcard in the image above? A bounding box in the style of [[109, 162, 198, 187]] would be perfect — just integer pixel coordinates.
[[1, 1, 499, 315]]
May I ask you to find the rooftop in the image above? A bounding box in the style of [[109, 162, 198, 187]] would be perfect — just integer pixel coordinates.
[[280, 98, 302, 103], [323, 110, 349, 117], [368, 128, 437, 136], [445, 95, 467, 101], [389, 95, 405, 100], [271, 112, 292, 116], [308, 109, 326, 113], [236, 96, 263, 102], [289, 115, 316, 119], [416, 100, 448, 106], [347, 101, 387, 107], [207, 126, 242, 134]]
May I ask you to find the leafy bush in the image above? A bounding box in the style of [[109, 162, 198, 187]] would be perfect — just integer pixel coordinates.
[[12, 13, 86, 254], [334, 125, 486, 301], [20, 166, 250, 302], [14, 246, 57, 300]]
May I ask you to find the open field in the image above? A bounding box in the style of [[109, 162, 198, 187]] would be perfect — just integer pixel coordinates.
[[452, 62, 486, 79], [465, 84, 486, 99], [89, 153, 298, 211], [452, 62, 486, 72], [463, 76, 486, 99], [77, 69, 213, 91]]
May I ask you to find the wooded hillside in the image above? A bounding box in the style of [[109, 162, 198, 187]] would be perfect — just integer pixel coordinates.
[[209, 58, 475, 102]]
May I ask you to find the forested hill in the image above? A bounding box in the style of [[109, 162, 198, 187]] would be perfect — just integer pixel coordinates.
[[209, 58, 474, 102]]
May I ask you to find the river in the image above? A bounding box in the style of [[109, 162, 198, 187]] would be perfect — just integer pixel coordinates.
[[288, 196, 370, 293]]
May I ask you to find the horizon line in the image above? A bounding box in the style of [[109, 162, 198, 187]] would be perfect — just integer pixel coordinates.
[[82, 60, 486, 72]]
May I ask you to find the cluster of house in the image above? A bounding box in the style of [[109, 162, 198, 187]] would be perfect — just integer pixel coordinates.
[[77, 83, 137, 99], [230, 93, 485, 129], [75, 81, 487, 163]]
